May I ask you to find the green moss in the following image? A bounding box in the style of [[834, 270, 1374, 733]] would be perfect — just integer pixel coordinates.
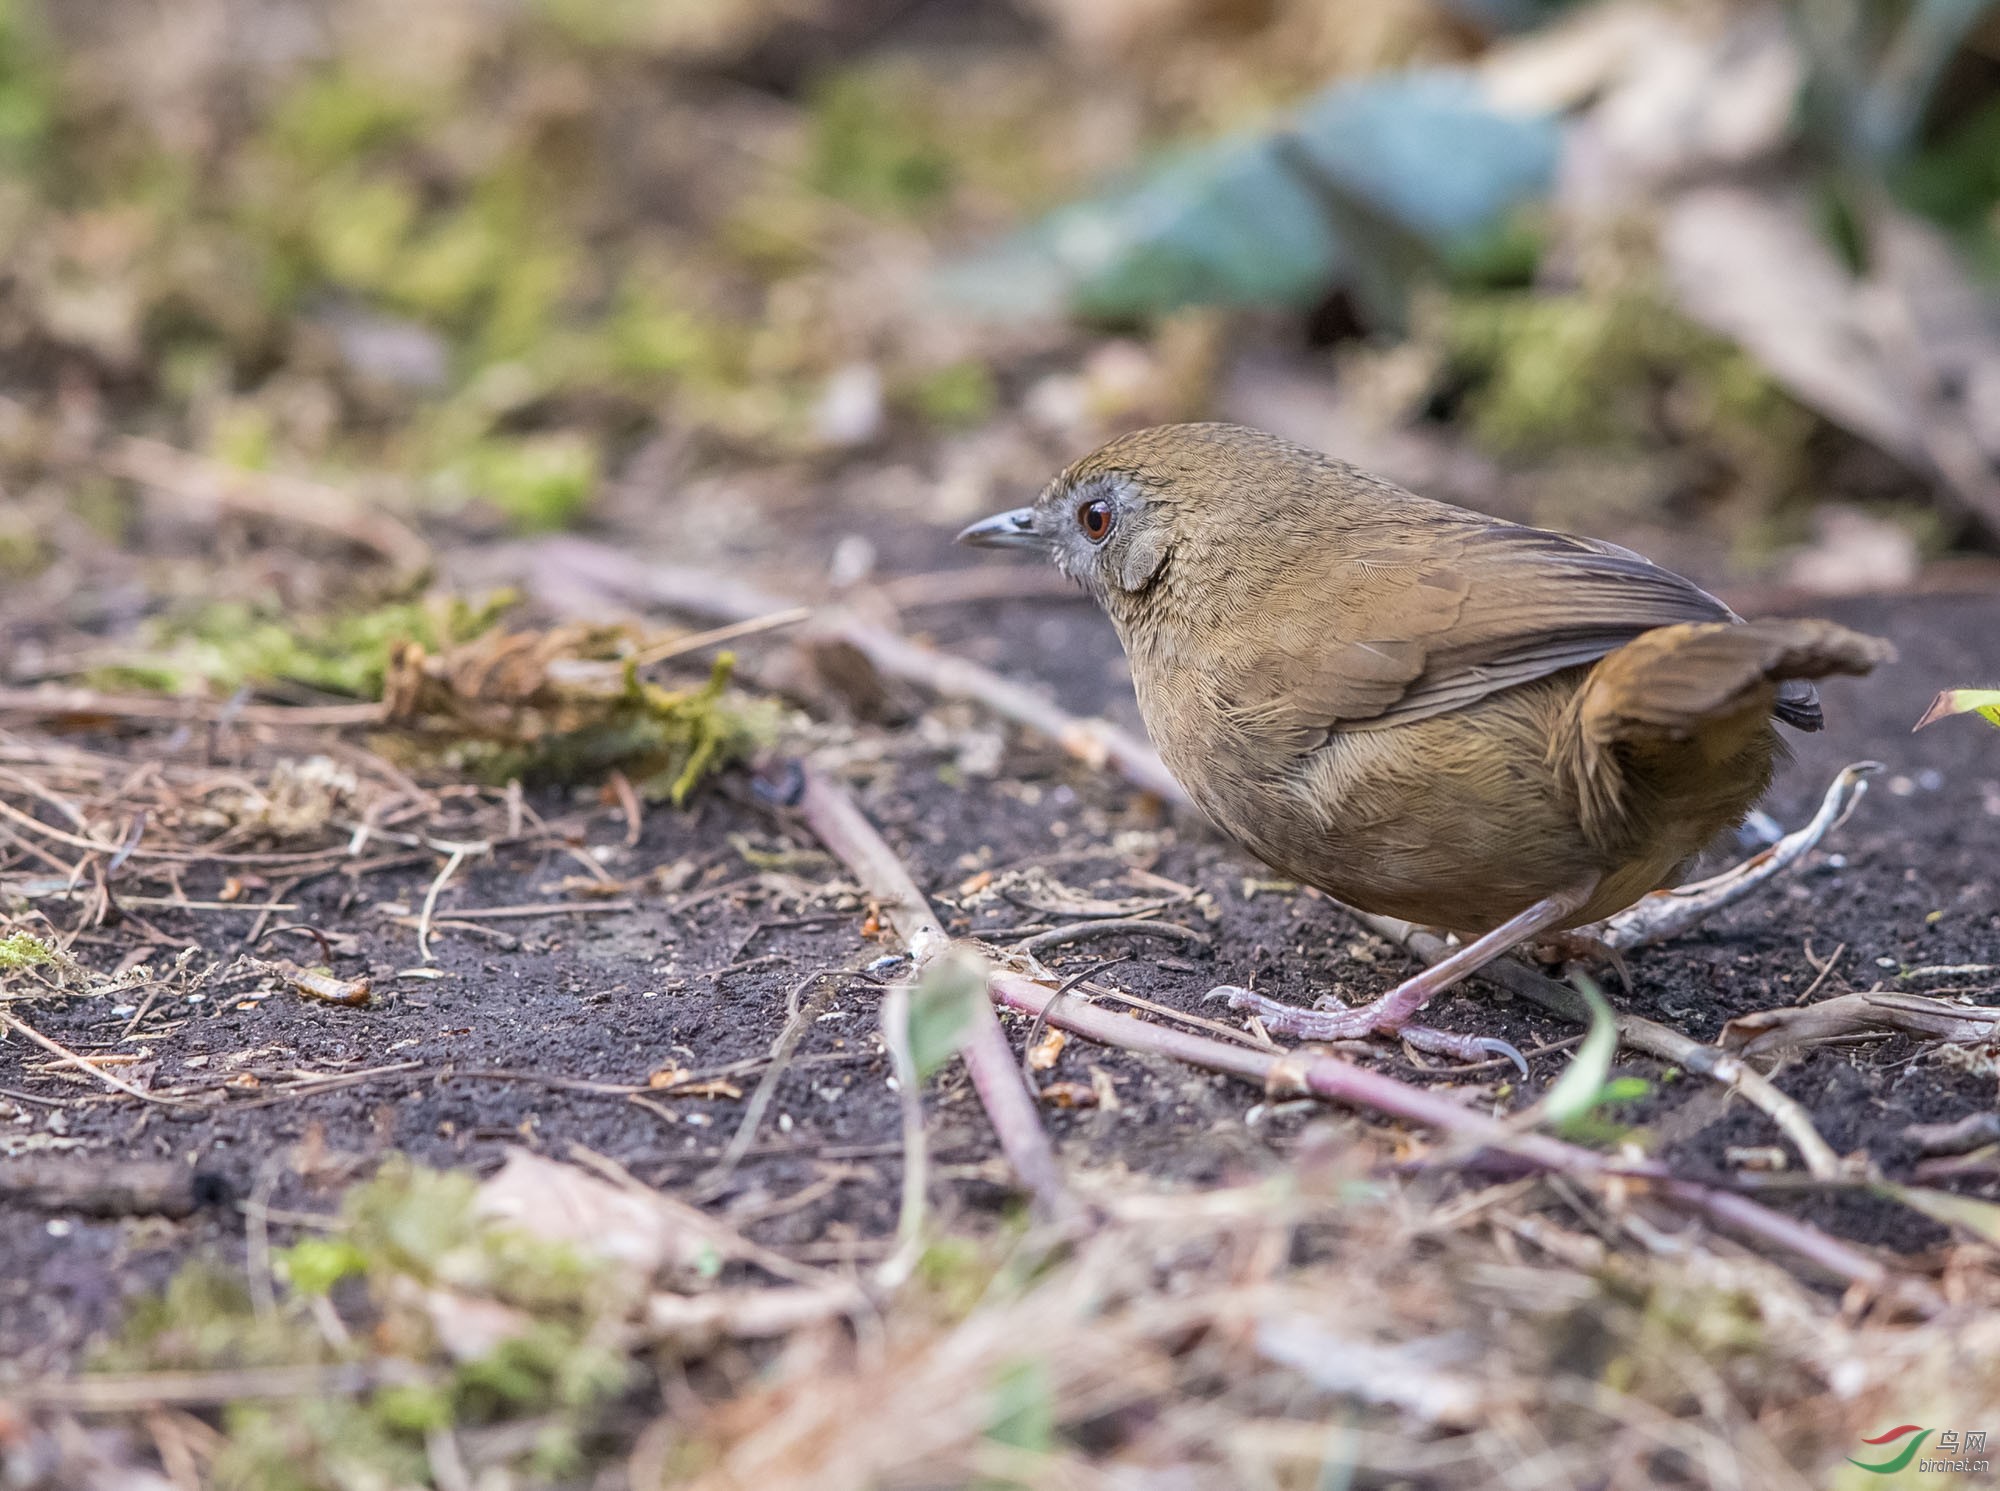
[[600, 272, 737, 385], [1441, 285, 1808, 465], [94, 592, 514, 700], [304, 170, 422, 294], [208, 403, 278, 471], [901, 359, 997, 428], [264, 68, 432, 171], [412, 653, 769, 804], [0, 930, 54, 969], [450, 431, 600, 531], [0, 0, 53, 171], [527, 0, 661, 49], [808, 65, 954, 217], [0, 501, 46, 576]]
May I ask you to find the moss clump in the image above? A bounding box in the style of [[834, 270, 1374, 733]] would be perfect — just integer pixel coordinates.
[[383, 642, 769, 803], [92, 592, 516, 700], [99, 1160, 635, 1491], [0, 930, 55, 970], [0, 0, 53, 172], [1438, 284, 1813, 510]]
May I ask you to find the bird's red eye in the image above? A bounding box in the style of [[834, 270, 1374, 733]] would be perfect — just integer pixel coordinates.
[[1078, 498, 1114, 543]]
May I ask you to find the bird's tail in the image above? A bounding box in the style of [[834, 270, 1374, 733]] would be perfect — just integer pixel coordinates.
[[1556, 618, 1894, 846]]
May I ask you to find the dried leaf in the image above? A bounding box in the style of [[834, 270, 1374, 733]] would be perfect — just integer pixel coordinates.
[[1036, 1081, 1098, 1109], [253, 959, 372, 1007], [474, 1149, 729, 1288], [1722, 991, 2000, 1056], [1663, 187, 2000, 535], [380, 629, 761, 802]]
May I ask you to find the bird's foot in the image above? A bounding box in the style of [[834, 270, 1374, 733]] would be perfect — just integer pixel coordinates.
[[1205, 985, 1527, 1074], [1598, 762, 1880, 951]]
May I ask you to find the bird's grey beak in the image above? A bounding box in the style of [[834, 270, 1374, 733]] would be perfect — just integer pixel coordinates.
[[955, 507, 1042, 550]]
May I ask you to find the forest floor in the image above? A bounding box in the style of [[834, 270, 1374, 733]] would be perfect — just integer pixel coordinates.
[[3, 555, 1994, 1379]]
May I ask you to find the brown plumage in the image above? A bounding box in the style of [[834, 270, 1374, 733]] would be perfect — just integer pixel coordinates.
[[960, 422, 1894, 1059]]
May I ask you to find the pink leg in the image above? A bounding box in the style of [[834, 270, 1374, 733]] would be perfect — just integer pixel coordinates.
[[1206, 881, 1599, 1071]]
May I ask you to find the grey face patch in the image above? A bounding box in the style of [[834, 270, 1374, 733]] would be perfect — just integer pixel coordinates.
[[1037, 472, 1166, 597]]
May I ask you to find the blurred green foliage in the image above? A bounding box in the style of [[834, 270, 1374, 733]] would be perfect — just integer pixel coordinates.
[[100, 1160, 634, 1491], [1441, 286, 1806, 464], [0, 0, 53, 169], [1894, 97, 2000, 275], [810, 65, 955, 216]]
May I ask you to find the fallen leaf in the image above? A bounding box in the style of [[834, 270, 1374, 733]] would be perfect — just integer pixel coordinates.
[[939, 71, 1557, 323], [1663, 186, 2000, 536], [1873, 1182, 2000, 1245], [1541, 976, 1618, 1134], [1722, 991, 2000, 1056], [650, 1076, 744, 1101], [474, 1149, 732, 1288]]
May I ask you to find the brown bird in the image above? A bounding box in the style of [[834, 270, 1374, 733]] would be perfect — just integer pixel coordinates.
[[959, 422, 1892, 1063]]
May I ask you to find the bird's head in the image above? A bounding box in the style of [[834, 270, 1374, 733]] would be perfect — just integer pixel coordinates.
[[956, 422, 1344, 630]]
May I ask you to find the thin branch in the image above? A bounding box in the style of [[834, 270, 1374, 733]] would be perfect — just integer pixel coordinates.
[[792, 764, 1915, 1303], [983, 967, 1931, 1309], [530, 538, 1189, 805], [631, 607, 812, 665], [796, 766, 1077, 1223], [707, 972, 843, 1186], [0, 687, 385, 728], [6, 1363, 395, 1409], [0, 1007, 187, 1107], [1017, 918, 1210, 959], [415, 847, 471, 964]]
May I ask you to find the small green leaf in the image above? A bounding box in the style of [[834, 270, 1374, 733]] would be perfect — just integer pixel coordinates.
[[1914, 687, 2000, 731], [1543, 975, 1619, 1134], [906, 950, 988, 1082], [1598, 1076, 1652, 1105]]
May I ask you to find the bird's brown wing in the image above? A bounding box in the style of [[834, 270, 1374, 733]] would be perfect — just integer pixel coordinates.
[[1245, 520, 1785, 740]]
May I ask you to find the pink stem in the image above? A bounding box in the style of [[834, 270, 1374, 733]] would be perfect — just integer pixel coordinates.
[[988, 969, 1936, 1310]]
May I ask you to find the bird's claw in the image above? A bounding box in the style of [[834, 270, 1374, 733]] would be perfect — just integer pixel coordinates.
[[1468, 1035, 1529, 1077]]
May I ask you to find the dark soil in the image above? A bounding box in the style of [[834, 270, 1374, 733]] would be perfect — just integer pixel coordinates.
[[1, 583, 1996, 1374]]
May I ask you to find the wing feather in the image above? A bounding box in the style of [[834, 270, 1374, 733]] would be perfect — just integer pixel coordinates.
[[1245, 520, 1760, 738]]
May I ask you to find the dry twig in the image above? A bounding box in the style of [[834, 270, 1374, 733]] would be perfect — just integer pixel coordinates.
[[795, 766, 1078, 1223], [530, 538, 1188, 804]]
